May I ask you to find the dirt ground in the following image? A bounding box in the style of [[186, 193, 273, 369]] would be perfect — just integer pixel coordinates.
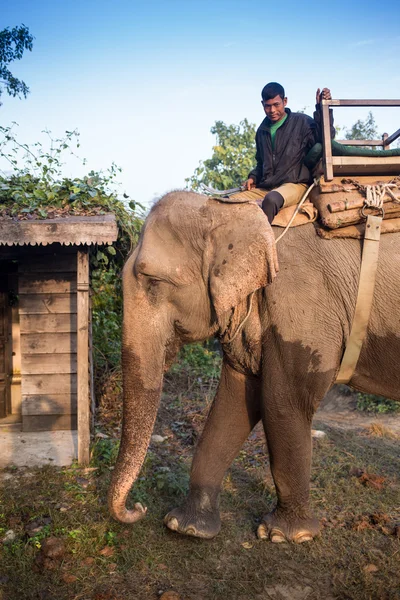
[[315, 386, 400, 435]]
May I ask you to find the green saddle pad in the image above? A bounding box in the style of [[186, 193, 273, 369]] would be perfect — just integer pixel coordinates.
[[304, 141, 400, 170]]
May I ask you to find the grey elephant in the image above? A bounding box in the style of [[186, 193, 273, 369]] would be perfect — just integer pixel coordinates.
[[108, 190, 400, 543]]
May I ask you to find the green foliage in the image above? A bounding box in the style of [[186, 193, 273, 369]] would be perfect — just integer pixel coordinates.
[[91, 437, 120, 469], [169, 341, 221, 381], [356, 392, 400, 414], [134, 451, 189, 502], [186, 119, 256, 191], [344, 111, 378, 141], [0, 24, 34, 101], [166, 341, 222, 400], [0, 124, 145, 378]]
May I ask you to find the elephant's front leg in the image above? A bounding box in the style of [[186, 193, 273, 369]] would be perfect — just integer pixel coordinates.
[[258, 368, 326, 544], [164, 361, 261, 539]]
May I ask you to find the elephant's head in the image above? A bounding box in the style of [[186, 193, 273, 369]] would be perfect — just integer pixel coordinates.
[[108, 191, 278, 523]]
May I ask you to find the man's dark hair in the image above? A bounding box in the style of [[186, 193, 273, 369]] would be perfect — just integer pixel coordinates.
[[261, 82, 285, 101]]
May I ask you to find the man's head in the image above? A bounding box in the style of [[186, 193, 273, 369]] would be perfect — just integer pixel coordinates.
[[261, 82, 287, 123]]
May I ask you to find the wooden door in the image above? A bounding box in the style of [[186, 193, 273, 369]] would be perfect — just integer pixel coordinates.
[[0, 290, 11, 418]]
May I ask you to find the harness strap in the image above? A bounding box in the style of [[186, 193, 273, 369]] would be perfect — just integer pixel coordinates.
[[336, 214, 383, 384]]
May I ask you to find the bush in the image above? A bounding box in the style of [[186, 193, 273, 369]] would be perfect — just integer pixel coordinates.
[[356, 393, 400, 414], [0, 124, 145, 382], [165, 341, 222, 399]]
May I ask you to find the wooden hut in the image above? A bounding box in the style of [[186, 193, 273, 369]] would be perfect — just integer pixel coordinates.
[[0, 215, 118, 466]]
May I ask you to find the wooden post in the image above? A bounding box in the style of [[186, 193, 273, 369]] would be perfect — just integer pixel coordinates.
[[89, 295, 95, 431], [382, 132, 390, 150], [77, 248, 90, 464], [321, 101, 333, 181]]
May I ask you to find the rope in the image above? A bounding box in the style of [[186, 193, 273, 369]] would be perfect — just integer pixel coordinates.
[[222, 291, 255, 344], [343, 177, 400, 207], [221, 179, 318, 343], [275, 179, 319, 244]]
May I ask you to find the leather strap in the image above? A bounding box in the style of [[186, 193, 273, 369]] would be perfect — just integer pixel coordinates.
[[336, 214, 383, 384]]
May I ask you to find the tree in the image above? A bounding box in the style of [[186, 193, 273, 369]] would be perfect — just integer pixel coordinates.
[[0, 24, 34, 102], [344, 111, 378, 140], [186, 119, 256, 191], [187, 110, 392, 192]]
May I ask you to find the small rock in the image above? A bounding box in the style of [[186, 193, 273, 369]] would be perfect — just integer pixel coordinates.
[[2, 530, 16, 544], [364, 564, 378, 574], [27, 526, 44, 537], [241, 541, 253, 549], [311, 429, 327, 439], [159, 592, 181, 600], [96, 432, 109, 439], [151, 434, 168, 444]]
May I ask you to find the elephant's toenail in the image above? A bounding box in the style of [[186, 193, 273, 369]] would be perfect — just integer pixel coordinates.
[[293, 531, 313, 544], [257, 524, 268, 539], [185, 526, 197, 536], [166, 517, 179, 531], [270, 528, 287, 543]]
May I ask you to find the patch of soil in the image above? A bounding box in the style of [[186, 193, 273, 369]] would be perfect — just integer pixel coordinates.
[[315, 385, 400, 435]]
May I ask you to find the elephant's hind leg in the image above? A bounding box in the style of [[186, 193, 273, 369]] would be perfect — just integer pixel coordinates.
[[164, 361, 261, 538]]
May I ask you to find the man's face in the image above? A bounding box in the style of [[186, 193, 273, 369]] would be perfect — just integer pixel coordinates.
[[261, 95, 287, 122]]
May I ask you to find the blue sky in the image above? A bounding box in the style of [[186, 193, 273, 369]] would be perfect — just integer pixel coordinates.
[[2, 0, 400, 209]]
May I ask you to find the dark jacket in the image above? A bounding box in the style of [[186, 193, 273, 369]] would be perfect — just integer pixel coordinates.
[[248, 106, 334, 189]]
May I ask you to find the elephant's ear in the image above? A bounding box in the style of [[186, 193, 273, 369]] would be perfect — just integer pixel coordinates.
[[208, 201, 279, 320]]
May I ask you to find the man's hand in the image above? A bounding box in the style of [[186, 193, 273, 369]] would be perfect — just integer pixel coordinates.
[[316, 88, 332, 104], [244, 177, 255, 191]]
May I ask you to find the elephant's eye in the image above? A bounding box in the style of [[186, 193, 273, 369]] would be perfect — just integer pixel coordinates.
[[148, 278, 161, 287]]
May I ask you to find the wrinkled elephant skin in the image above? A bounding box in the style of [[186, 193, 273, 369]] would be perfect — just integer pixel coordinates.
[[108, 191, 400, 543]]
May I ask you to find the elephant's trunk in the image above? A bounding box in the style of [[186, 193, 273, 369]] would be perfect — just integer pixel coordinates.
[[108, 343, 165, 523], [108, 272, 170, 523]]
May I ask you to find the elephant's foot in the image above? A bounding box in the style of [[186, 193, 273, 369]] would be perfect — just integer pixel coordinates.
[[164, 487, 221, 539], [257, 507, 320, 544]]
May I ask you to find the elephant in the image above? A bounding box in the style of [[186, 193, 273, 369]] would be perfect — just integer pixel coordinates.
[[108, 190, 400, 543]]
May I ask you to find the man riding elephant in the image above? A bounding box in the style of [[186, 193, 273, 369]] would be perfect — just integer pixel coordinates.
[[241, 82, 335, 222]]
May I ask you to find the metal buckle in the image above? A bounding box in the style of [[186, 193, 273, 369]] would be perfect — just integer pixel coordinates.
[[361, 205, 385, 219]]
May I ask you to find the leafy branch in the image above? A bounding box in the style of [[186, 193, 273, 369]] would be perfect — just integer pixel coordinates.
[[0, 124, 145, 376]]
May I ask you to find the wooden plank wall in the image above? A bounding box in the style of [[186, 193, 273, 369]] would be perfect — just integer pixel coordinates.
[[19, 248, 78, 431]]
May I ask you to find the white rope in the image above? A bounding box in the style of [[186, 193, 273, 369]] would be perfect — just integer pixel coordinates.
[[223, 291, 255, 344], [365, 182, 400, 208], [275, 179, 318, 244], [365, 185, 385, 209]]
